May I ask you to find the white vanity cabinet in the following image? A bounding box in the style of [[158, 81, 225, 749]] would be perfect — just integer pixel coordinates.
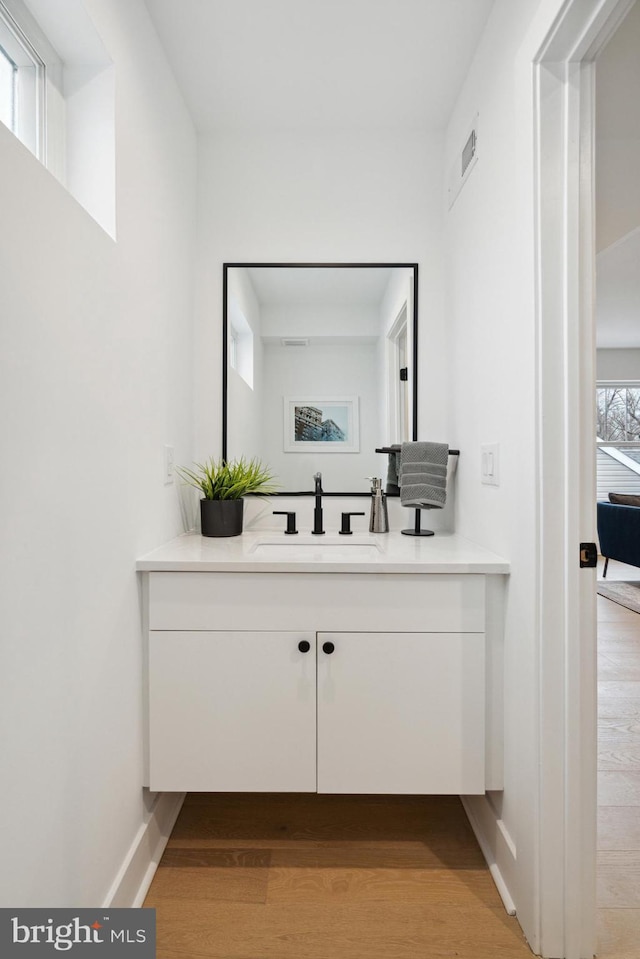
[[139, 535, 508, 797], [148, 630, 317, 792], [148, 627, 485, 794], [316, 631, 485, 795]]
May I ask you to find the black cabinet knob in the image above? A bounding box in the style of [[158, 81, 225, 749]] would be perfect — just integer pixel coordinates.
[[322, 641, 335, 655], [298, 640, 311, 653]]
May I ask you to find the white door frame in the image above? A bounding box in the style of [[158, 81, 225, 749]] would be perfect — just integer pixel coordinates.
[[386, 302, 409, 442], [534, 1, 635, 956]]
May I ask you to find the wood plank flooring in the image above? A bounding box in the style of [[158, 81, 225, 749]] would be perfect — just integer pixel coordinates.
[[598, 558, 640, 958], [143, 559, 640, 959], [144, 793, 533, 959]]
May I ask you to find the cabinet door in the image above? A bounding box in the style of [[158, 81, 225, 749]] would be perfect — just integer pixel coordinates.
[[317, 632, 485, 795], [149, 631, 316, 792]]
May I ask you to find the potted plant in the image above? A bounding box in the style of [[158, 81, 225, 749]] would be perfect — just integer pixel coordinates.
[[176, 456, 278, 537]]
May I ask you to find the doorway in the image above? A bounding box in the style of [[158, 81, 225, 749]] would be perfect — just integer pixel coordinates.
[[593, 4, 640, 952], [534, 0, 637, 956], [387, 303, 410, 444]]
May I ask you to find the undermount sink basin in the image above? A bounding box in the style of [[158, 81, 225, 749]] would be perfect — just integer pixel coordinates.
[[249, 537, 382, 559]]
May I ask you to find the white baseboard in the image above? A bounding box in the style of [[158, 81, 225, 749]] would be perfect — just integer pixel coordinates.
[[105, 791, 514, 916], [103, 792, 186, 908], [461, 794, 517, 916]]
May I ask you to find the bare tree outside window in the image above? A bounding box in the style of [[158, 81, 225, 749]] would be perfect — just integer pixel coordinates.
[[597, 386, 640, 441]]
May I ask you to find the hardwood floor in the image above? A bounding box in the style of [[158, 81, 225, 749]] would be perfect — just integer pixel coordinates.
[[144, 793, 533, 958], [144, 563, 640, 959], [597, 558, 640, 959]]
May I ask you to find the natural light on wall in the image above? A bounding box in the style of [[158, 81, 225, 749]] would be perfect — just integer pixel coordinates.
[[0, 0, 116, 238], [229, 299, 255, 390]]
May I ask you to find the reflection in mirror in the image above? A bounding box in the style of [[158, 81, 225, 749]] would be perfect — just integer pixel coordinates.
[[223, 264, 418, 495]]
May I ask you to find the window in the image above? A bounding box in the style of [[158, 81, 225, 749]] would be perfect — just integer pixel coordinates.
[[0, 42, 16, 129], [597, 384, 640, 441], [0, 0, 44, 158], [0, 0, 116, 236]]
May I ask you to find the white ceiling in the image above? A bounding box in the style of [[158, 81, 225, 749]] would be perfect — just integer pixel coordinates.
[[143, 0, 639, 349], [143, 0, 495, 133], [245, 266, 395, 307]]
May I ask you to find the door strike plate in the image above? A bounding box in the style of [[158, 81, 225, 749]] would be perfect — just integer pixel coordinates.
[[580, 542, 597, 568]]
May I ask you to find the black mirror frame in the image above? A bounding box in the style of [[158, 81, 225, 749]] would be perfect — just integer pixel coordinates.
[[222, 262, 419, 496]]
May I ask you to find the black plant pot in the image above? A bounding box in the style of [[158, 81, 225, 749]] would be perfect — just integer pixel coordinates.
[[200, 498, 244, 537]]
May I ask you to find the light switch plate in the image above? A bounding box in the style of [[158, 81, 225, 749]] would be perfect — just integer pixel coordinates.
[[481, 444, 500, 486]]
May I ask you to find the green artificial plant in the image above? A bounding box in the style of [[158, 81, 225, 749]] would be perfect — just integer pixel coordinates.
[[176, 456, 278, 500]]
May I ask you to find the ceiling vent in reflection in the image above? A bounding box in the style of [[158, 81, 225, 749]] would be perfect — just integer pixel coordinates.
[[281, 338, 309, 347], [448, 114, 479, 210]]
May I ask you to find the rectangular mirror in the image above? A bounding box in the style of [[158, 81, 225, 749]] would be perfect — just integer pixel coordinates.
[[223, 263, 418, 495]]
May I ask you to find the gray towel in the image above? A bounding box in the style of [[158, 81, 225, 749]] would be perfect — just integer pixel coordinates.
[[400, 441, 448, 508], [386, 445, 401, 495]]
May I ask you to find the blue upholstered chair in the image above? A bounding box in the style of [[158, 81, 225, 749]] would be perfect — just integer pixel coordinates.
[[597, 500, 640, 577]]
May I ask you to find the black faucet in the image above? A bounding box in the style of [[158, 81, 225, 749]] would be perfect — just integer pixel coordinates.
[[312, 471, 325, 534]]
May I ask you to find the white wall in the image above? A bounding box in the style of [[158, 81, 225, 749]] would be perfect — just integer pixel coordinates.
[[444, 0, 569, 949], [65, 63, 116, 237], [597, 348, 640, 380], [193, 130, 447, 491], [596, 0, 640, 253], [595, 4, 640, 352], [252, 298, 379, 492], [262, 340, 379, 492], [0, 0, 196, 907]]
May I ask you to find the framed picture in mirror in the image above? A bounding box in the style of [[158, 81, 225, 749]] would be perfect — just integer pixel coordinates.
[[283, 396, 359, 453]]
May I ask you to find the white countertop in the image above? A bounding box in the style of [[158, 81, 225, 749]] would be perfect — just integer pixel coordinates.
[[136, 530, 509, 574]]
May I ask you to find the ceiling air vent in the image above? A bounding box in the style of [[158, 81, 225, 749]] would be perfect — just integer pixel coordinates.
[[448, 114, 479, 210], [461, 128, 477, 177], [281, 338, 309, 347]]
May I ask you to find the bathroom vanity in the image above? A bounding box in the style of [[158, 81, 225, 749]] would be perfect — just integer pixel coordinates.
[[137, 531, 509, 796]]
